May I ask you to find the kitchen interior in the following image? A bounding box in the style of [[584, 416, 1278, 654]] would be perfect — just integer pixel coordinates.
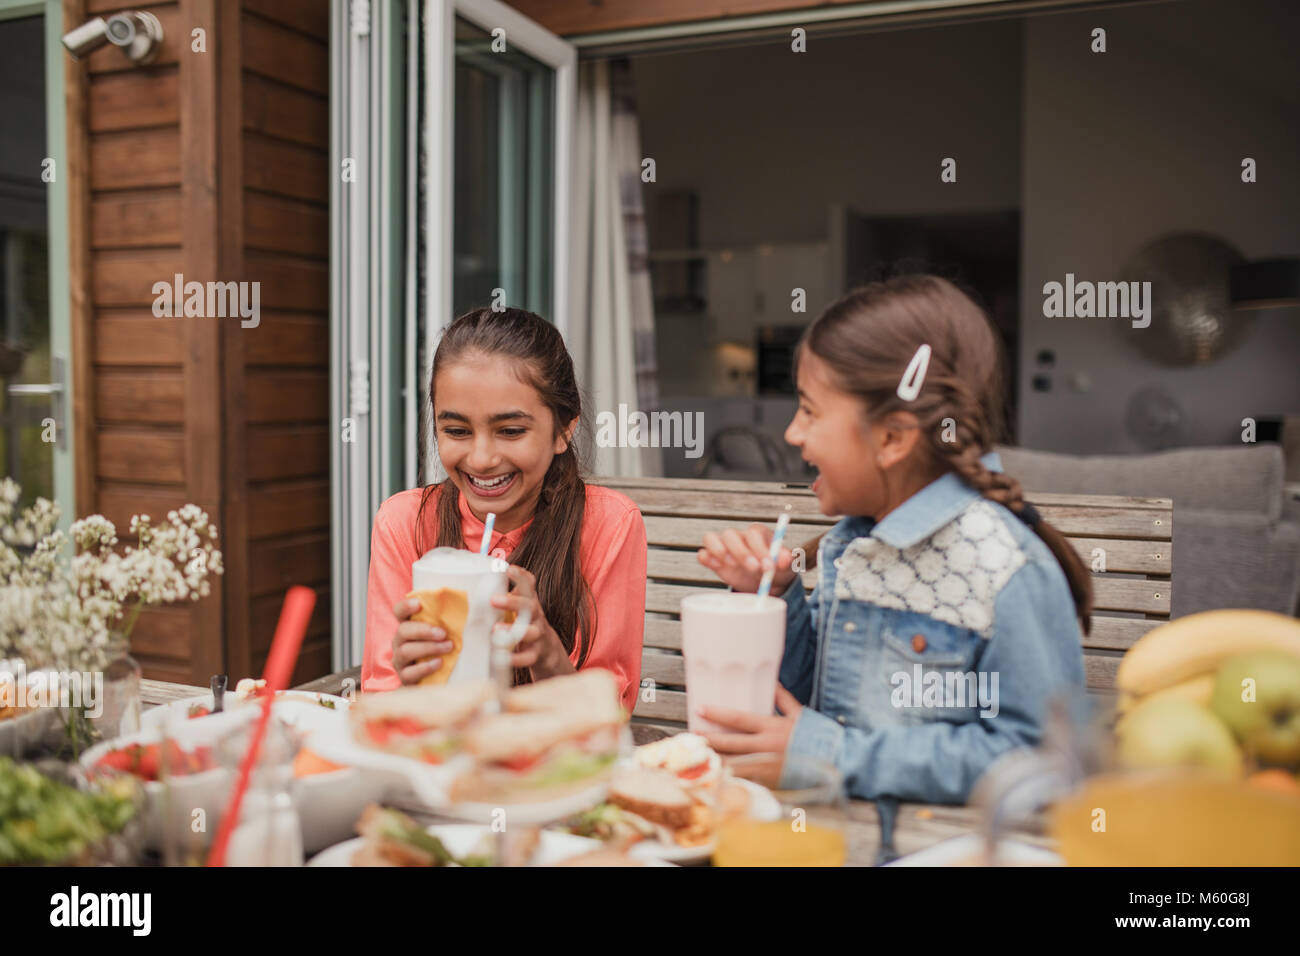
[[628, 0, 1300, 482]]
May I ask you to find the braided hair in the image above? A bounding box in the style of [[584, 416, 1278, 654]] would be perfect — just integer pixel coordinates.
[[799, 275, 1093, 634]]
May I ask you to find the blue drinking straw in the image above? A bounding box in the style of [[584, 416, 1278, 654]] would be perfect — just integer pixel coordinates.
[[479, 512, 496, 556], [755, 508, 792, 601]]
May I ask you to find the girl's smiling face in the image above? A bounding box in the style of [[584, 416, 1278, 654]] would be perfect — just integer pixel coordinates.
[[785, 351, 937, 520], [785, 351, 881, 517], [434, 353, 574, 533]]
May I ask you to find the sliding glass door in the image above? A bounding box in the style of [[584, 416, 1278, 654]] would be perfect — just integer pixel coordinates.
[[0, 0, 74, 521], [330, 0, 573, 670], [423, 0, 575, 484]]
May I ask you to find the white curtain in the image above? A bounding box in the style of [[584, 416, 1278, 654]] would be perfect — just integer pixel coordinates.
[[569, 59, 661, 478]]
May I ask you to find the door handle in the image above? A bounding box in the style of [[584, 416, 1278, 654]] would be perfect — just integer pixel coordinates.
[[5, 356, 67, 451]]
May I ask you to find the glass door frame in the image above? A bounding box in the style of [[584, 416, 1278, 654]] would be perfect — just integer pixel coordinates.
[[0, 0, 75, 525], [421, 0, 576, 485]]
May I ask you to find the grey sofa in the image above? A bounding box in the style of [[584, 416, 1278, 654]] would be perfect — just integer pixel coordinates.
[[996, 444, 1300, 619]]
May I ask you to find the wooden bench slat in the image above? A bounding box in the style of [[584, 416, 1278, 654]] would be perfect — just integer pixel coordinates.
[[641, 650, 685, 687], [1084, 616, 1162, 650], [1084, 652, 1120, 690], [644, 577, 1170, 618], [601, 476, 1174, 512], [631, 687, 689, 722], [627, 492, 1171, 541], [643, 516, 833, 549]]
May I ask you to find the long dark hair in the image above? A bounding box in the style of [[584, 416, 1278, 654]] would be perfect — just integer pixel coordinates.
[[415, 307, 596, 674], [798, 275, 1093, 634]]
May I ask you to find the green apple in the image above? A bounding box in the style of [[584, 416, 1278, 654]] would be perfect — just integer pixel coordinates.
[[1116, 697, 1243, 776], [1211, 652, 1300, 769]]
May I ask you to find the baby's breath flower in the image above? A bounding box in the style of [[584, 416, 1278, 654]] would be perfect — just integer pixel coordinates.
[[0, 478, 222, 672]]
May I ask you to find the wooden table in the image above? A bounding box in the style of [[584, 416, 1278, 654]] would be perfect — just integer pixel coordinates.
[[142, 678, 1057, 866]]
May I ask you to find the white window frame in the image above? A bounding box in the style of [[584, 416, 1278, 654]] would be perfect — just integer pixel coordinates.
[[420, 0, 576, 486]]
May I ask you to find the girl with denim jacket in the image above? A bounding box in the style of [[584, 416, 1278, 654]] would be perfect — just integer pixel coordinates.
[[696, 276, 1090, 804]]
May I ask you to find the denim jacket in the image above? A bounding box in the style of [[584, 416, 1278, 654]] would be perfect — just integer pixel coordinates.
[[779, 453, 1085, 804]]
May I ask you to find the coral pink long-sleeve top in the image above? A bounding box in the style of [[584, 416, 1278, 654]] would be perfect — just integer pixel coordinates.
[[361, 482, 647, 712]]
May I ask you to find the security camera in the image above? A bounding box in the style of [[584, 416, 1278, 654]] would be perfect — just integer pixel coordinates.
[[62, 11, 163, 64]]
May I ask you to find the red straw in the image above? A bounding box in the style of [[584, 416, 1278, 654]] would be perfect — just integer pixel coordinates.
[[206, 586, 316, 867]]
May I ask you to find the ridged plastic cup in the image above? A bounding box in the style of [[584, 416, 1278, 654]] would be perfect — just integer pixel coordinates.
[[680, 592, 786, 733], [410, 548, 507, 683]]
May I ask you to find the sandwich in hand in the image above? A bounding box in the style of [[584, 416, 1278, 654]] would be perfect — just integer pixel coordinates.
[[350, 679, 493, 763], [406, 588, 470, 685]]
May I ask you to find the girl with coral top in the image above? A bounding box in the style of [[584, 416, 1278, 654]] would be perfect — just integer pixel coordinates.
[[362, 307, 647, 713]]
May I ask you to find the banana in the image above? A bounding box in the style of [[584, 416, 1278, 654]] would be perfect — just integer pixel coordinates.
[[1116, 610, 1300, 697], [1117, 672, 1217, 717]]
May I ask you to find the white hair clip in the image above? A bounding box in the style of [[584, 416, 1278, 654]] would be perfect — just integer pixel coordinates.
[[896, 343, 931, 401]]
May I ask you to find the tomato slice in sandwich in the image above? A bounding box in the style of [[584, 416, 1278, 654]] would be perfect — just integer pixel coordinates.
[[366, 716, 427, 746], [498, 752, 543, 773], [677, 761, 711, 781]]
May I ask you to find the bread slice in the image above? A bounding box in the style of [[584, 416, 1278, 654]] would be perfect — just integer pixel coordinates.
[[406, 588, 470, 686], [505, 669, 622, 723], [552, 849, 646, 867], [352, 679, 494, 728], [608, 767, 695, 830], [464, 710, 612, 762]]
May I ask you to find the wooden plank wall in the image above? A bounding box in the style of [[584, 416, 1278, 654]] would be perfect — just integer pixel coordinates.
[[73, 0, 331, 685], [229, 0, 332, 684], [80, 0, 221, 684]]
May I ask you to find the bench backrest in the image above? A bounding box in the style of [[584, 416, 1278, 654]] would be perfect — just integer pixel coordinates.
[[598, 476, 1173, 729]]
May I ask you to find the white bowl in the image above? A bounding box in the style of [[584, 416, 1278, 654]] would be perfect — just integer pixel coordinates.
[[140, 690, 350, 734], [0, 705, 58, 758], [80, 723, 235, 852], [83, 705, 399, 856]]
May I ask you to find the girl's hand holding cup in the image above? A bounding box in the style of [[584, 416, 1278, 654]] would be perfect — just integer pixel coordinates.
[[490, 565, 574, 678], [697, 524, 798, 596], [390, 597, 454, 685]]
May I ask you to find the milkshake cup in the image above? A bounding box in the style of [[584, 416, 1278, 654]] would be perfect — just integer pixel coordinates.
[[409, 548, 508, 685], [680, 592, 786, 734]]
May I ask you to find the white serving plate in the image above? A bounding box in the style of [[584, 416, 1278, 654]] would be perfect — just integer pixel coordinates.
[[310, 717, 632, 823], [305, 715, 464, 810], [308, 824, 673, 867], [140, 691, 350, 735], [446, 777, 614, 827], [885, 834, 1065, 867]]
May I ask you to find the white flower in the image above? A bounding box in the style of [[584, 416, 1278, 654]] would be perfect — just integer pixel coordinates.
[[0, 478, 222, 672]]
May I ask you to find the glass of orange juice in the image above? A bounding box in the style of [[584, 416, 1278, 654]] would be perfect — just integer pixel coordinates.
[[713, 753, 847, 867]]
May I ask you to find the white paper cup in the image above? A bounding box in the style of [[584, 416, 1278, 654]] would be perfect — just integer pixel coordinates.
[[680, 592, 786, 734], [410, 548, 508, 684]]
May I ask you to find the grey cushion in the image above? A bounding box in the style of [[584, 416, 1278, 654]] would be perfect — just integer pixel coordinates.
[[1169, 512, 1300, 617], [995, 445, 1286, 520]]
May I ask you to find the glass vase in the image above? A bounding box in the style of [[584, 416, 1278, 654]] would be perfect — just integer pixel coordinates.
[[92, 637, 142, 742]]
